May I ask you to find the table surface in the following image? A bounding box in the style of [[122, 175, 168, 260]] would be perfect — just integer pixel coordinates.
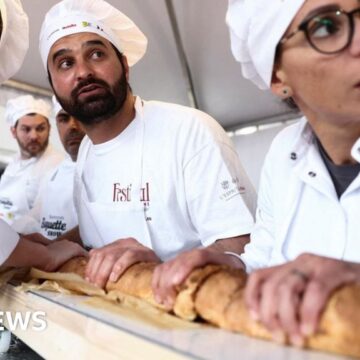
[[0, 284, 350, 360]]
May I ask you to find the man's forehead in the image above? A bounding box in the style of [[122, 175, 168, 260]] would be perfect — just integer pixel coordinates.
[[50, 32, 110, 54], [56, 110, 70, 121], [18, 114, 48, 126]]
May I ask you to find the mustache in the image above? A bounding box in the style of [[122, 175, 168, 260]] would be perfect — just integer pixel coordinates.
[[64, 129, 85, 144], [71, 78, 110, 98], [27, 140, 41, 146]]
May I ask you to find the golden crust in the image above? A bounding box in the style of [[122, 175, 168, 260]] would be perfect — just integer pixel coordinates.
[[307, 285, 360, 358], [56, 257, 360, 358], [173, 265, 224, 320], [58, 256, 87, 278], [106, 262, 162, 309], [194, 268, 247, 328]]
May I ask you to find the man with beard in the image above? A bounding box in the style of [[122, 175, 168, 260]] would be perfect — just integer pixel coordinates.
[[0, 95, 64, 226], [0, 0, 86, 278], [13, 97, 86, 240], [40, 0, 256, 308]]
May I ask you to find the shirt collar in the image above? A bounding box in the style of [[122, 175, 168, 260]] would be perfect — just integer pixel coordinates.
[[351, 138, 360, 163]]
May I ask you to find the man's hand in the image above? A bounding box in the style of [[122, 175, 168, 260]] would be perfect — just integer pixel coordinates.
[[245, 253, 360, 347], [85, 238, 160, 288], [43, 240, 88, 272], [25, 233, 52, 245], [152, 245, 245, 310], [54, 226, 83, 245]]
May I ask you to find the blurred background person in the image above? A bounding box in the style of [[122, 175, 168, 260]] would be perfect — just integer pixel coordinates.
[[0, 95, 64, 225]]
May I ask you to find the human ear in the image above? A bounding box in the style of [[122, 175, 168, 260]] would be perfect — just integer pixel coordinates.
[[10, 126, 17, 139], [271, 66, 293, 99]]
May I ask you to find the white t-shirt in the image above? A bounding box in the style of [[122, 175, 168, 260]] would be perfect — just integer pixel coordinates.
[[0, 220, 19, 265], [76, 97, 255, 260], [12, 158, 78, 240]]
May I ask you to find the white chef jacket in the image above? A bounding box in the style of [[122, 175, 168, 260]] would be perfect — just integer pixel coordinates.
[[0, 145, 64, 226], [75, 97, 256, 260], [12, 157, 78, 240], [242, 118, 360, 272], [0, 220, 20, 265]]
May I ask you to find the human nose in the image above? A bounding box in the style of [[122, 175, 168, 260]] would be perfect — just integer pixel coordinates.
[[75, 58, 93, 81], [28, 129, 39, 140], [69, 117, 81, 131]]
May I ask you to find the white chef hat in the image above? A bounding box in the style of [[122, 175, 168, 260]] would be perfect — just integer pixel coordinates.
[[39, 0, 148, 69], [0, 0, 29, 84], [5, 95, 52, 127], [52, 95, 63, 116], [226, 0, 305, 90]]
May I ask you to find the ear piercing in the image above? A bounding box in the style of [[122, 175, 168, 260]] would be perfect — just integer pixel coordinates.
[[282, 87, 292, 98]]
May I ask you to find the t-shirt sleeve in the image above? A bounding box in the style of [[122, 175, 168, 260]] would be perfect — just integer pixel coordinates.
[[0, 220, 20, 265], [184, 141, 255, 247], [240, 151, 276, 272]]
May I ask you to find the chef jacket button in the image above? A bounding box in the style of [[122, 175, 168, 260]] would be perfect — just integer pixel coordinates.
[[357, 147, 360, 153], [290, 152, 297, 160], [308, 171, 316, 178]]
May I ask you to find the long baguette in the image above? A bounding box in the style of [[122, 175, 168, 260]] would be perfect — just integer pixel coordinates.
[[58, 257, 360, 358]]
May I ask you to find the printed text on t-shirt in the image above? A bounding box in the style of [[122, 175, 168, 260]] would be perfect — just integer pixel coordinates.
[[113, 183, 150, 206]]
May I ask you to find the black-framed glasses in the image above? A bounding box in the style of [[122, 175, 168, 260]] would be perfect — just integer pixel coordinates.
[[280, 7, 360, 54]]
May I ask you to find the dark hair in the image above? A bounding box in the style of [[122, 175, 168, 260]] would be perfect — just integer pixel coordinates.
[[274, 45, 300, 112]]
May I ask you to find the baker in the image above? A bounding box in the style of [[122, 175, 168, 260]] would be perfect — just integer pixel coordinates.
[[13, 97, 85, 240], [39, 0, 256, 302], [0, 94, 64, 225], [0, 0, 86, 270], [227, 0, 360, 347]]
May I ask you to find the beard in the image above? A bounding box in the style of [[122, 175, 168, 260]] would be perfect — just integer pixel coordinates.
[[17, 137, 49, 158], [55, 71, 128, 126], [63, 128, 85, 161]]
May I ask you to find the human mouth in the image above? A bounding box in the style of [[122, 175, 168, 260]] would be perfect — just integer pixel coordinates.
[[28, 142, 40, 148], [67, 137, 82, 144], [78, 84, 104, 96], [66, 132, 84, 146]]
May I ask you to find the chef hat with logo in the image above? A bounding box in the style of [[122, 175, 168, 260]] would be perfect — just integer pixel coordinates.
[[226, 0, 305, 90], [0, 0, 29, 84], [5, 95, 52, 127], [52, 95, 63, 117], [39, 0, 148, 69]]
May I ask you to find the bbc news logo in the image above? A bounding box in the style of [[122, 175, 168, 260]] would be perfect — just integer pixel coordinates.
[[0, 311, 47, 331]]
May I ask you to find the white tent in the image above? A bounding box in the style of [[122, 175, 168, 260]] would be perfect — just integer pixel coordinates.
[[0, 0, 301, 187]]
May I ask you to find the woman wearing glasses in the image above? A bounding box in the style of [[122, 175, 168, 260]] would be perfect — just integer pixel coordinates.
[[227, 0, 360, 347]]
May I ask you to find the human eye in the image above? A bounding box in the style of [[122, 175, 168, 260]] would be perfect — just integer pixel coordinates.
[[36, 125, 47, 132], [56, 114, 69, 123], [90, 50, 105, 60], [21, 126, 30, 133], [57, 57, 74, 70], [308, 13, 343, 38]]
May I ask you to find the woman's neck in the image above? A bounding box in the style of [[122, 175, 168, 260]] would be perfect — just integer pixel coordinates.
[[309, 119, 360, 165]]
